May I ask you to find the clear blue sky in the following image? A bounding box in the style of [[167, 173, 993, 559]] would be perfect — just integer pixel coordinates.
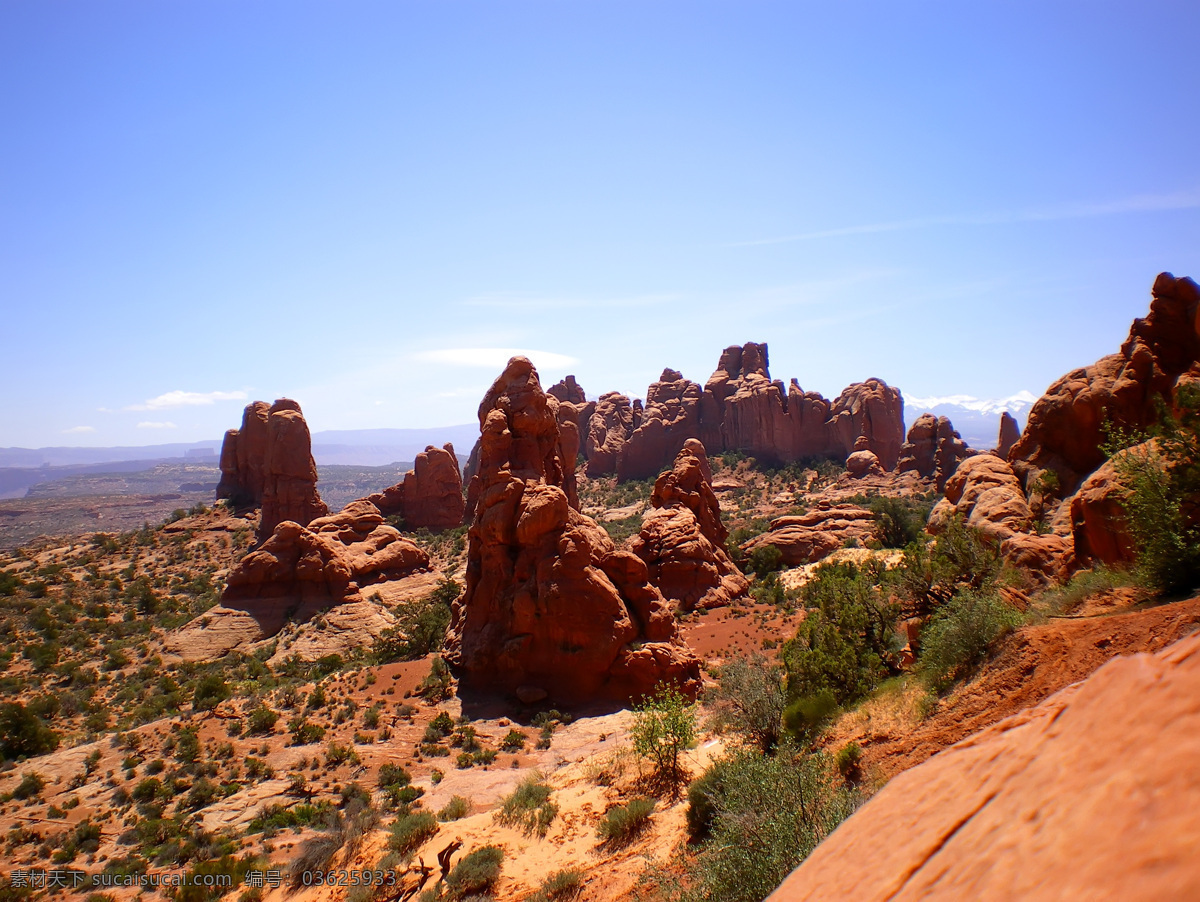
[[3, 1, 1198, 448]]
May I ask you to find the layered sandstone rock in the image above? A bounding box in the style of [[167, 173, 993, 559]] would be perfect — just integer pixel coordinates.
[[170, 501, 431, 661], [1010, 272, 1200, 496], [897, 413, 971, 491], [741, 503, 877, 567], [445, 357, 702, 705], [996, 410, 1021, 458], [617, 369, 705, 482], [370, 443, 464, 531], [217, 399, 328, 540], [928, 455, 1032, 543], [768, 632, 1200, 902], [631, 440, 749, 611], [581, 343, 904, 480], [585, 392, 639, 477]]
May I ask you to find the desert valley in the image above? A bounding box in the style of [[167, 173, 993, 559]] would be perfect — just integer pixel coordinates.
[[1, 273, 1200, 901]]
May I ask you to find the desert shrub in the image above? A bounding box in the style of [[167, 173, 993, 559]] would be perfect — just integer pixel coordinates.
[[495, 773, 558, 837], [675, 749, 861, 902], [919, 589, 1022, 691], [835, 741, 862, 782], [0, 702, 59, 762], [290, 825, 347, 888], [869, 495, 931, 549], [747, 544, 783, 576], [1101, 399, 1200, 593], [438, 795, 472, 822], [12, 771, 45, 801], [896, 518, 1001, 615], [247, 706, 279, 735], [288, 716, 326, 745], [325, 742, 359, 767], [596, 798, 655, 846], [419, 656, 454, 701], [1034, 565, 1130, 617], [445, 845, 504, 898], [387, 810, 438, 857], [500, 729, 526, 752], [373, 578, 460, 663], [704, 655, 786, 754], [782, 560, 900, 732], [631, 684, 697, 793], [175, 854, 264, 902], [529, 867, 585, 901]]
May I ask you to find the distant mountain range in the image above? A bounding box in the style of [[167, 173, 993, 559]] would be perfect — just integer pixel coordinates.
[[0, 425, 479, 499], [902, 391, 1037, 450]]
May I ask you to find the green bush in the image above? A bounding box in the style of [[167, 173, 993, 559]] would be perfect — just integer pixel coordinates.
[[494, 773, 558, 837], [529, 868, 585, 901], [388, 810, 438, 857], [12, 771, 45, 800], [896, 518, 1001, 615], [372, 578, 460, 663], [596, 798, 655, 846], [703, 655, 786, 754], [438, 795, 472, 822], [868, 495, 931, 549], [782, 560, 899, 718], [631, 684, 697, 793], [445, 845, 503, 898], [288, 716, 326, 745], [919, 589, 1022, 691], [1, 701, 62, 761], [674, 749, 861, 902], [747, 544, 783, 576], [193, 674, 231, 711], [247, 706, 279, 735]]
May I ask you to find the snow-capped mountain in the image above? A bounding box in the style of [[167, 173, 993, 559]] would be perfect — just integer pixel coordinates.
[[902, 391, 1037, 450]]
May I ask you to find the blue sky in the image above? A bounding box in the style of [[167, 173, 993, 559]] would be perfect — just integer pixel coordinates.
[[3, 1, 1198, 448]]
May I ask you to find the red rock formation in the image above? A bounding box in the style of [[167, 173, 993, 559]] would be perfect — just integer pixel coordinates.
[[444, 356, 702, 705], [1068, 444, 1141, 567], [928, 455, 1033, 543], [585, 392, 638, 477], [741, 503, 877, 566], [767, 631, 1200, 902], [617, 369, 705, 482], [845, 449, 885, 479], [370, 444, 464, 531], [996, 410, 1020, 458], [897, 414, 971, 491], [631, 440, 749, 611], [217, 399, 327, 540], [1010, 272, 1200, 495], [547, 375, 586, 404], [827, 379, 906, 470], [224, 501, 429, 609]]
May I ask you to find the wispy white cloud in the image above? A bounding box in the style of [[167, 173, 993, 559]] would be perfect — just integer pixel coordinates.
[[415, 348, 579, 370], [732, 188, 1200, 247], [126, 390, 248, 411], [62, 425, 96, 434], [137, 421, 178, 429], [463, 291, 679, 311]]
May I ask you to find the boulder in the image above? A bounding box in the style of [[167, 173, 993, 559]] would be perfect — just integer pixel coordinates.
[[217, 399, 328, 540], [1070, 452, 1137, 566], [928, 455, 1032, 543], [768, 631, 1200, 902], [846, 449, 885, 479], [631, 441, 749, 611], [897, 413, 971, 491], [742, 504, 877, 567], [444, 356, 702, 705]]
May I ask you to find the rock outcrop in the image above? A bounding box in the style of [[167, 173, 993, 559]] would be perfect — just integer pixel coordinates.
[[996, 410, 1021, 458], [630, 440, 749, 611], [741, 503, 877, 567], [767, 631, 1200, 902], [585, 392, 639, 477], [897, 413, 971, 491], [928, 455, 1032, 543], [217, 399, 328, 540], [1010, 272, 1200, 496], [370, 443, 464, 531], [445, 357, 702, 705], [580, 343, 905, 480]]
